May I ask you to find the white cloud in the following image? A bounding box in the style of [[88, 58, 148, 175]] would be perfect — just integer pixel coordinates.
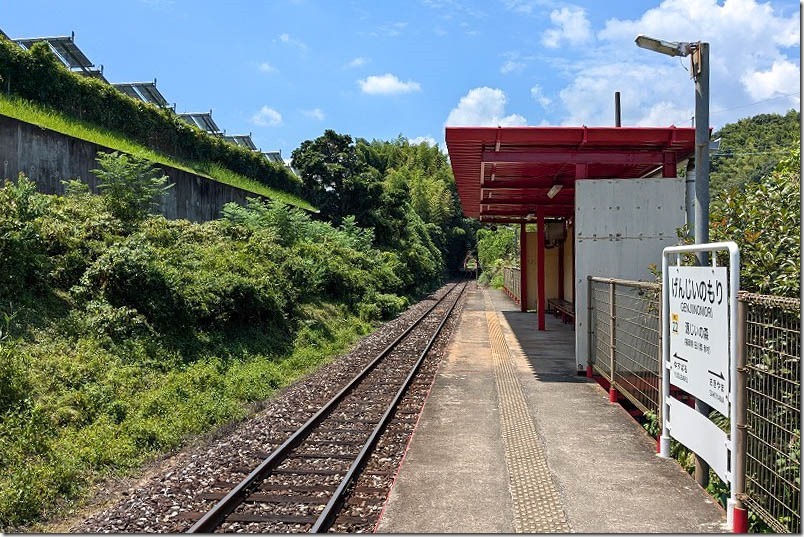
[[408, 135, 437, 146], [548, 0, 800, 128], [371, 21, 408, 38], [358, 73, 422, 95], [502, 0, 540, 15], [530, 84, 552, 108], [302, 108, 325, 121], [557, 62, 692, 127], [251, 106, 283, 127], [501, 59, 525, 74], [741, 59, 800, 101], [346, 56, 368, 68], [542, 6, 592, 48], [277, 33, 307, 52], [445, 87, 527, 127], [258, 62, 277, 73]]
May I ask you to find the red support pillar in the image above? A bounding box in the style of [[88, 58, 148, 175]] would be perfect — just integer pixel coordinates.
[[662, 150, 678, 178], [558, 242, 565, 300], [537, 213, 546, 330], [519, 223, 527, 312]]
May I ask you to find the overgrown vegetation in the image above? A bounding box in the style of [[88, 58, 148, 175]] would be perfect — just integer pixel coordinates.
[[0, 91, 314, 211], [0, 37, 305, 200], [292, 131, 478, 288], [0, 140, 472, 529], [475, 225, 518, 288]]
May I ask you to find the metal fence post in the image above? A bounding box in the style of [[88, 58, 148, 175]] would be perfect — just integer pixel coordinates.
[[609, 279, 618, 402], [587, 276, 594, 378], [731, 297, 749, 532]]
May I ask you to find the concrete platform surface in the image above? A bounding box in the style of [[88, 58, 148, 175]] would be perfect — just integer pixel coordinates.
[[376, 283, 727, 533]]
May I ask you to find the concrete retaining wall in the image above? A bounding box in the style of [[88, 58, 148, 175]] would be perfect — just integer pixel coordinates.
[[0, 114, 261, 222]]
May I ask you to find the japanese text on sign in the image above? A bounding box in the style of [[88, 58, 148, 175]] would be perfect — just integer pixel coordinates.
[[668, 265, 730, 416]]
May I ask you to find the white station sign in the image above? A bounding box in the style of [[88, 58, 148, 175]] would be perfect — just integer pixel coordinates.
[[667, 265, 730, 416]]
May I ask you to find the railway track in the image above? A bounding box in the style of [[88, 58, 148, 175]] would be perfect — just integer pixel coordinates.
[[180, 281, 467, 533]]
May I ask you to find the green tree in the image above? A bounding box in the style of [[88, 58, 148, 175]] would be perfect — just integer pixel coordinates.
[[91, 151, 173, 225], [476, 225, 518, 287], [710, 141, 800, 297], [290, 130, 381, 226], [710, 110, 800, 193]]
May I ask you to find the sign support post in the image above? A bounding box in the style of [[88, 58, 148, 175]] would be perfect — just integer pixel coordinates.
[[660, 241, 744, 532]]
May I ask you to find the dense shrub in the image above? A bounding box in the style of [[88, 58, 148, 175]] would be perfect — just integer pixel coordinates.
[[0, 175, 50, 299]]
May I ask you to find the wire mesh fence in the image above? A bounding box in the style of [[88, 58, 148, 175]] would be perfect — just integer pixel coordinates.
[[740, 292, 800, 534], [502, 266, 521, 304], [589, 277, 662, 415], [588, 279, 801, 533]]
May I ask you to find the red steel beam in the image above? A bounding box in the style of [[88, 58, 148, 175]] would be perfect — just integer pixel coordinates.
[[483, 149, 668, 165], [480, 196, 574, 205], [480, 177, 561, 188], [480, 205, 573, 216]]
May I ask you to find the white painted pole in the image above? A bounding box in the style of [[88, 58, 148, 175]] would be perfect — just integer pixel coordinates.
[[660, 250, 671, 458], [727, 242, 740, 530]]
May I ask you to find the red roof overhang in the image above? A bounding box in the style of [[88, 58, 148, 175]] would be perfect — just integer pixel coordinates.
[[445, 126, 696, 223]]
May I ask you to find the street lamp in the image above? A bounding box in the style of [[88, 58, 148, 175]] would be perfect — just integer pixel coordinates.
[[636, 30, 717, 511], [635, 34, 710, 266]]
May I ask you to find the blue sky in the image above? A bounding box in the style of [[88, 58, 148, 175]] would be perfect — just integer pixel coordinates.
[[2, 0, 800, 158]]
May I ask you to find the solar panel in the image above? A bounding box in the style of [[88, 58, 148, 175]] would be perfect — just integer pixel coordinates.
[[113, 81, 170, 107], [114, 83, 143, 100], [136, 82, 169, 107], [179, 112, 221, 134], [15, 34, 93, 70], [263, 151, 283, 163], [224, 134, 258, 150]]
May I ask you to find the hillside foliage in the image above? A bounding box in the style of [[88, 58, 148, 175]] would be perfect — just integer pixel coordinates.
[[710, 109, 800, 193], [710, 141, 800, 297], [0, 37, 303, 197]]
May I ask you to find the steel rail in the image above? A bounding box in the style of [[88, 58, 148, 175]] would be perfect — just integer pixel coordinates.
[[310, 281, 467, 532], [186, 282, 463, 533]]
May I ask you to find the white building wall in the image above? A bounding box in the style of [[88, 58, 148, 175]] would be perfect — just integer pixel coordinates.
[[574, 178, 685, 371]]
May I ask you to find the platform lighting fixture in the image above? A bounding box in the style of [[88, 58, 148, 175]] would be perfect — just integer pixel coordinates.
[[635, 34, 710, 265], [546, 184, 563, 199], [634, 35, 691, 57]]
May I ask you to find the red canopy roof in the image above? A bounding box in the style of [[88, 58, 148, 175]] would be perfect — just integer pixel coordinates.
[[445, 126, 696, 223]]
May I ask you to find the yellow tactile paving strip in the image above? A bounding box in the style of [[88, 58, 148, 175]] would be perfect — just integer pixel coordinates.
[[484, 290, 572, 533]]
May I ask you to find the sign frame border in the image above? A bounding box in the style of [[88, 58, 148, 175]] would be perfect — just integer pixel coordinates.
[[660, 241, 740, 527]]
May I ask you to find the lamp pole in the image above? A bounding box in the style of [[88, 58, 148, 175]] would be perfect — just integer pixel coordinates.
[[634, 36, 710, 261], [692, 42, 710, 265], [635, 34, 712, 489]]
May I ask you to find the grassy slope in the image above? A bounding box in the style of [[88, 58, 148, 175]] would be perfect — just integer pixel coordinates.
[[2, 294, 371, 531], [0, 94, 316, 212]]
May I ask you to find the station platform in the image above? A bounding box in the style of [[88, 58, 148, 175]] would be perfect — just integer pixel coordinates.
[[376, 283, 727, 533]]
